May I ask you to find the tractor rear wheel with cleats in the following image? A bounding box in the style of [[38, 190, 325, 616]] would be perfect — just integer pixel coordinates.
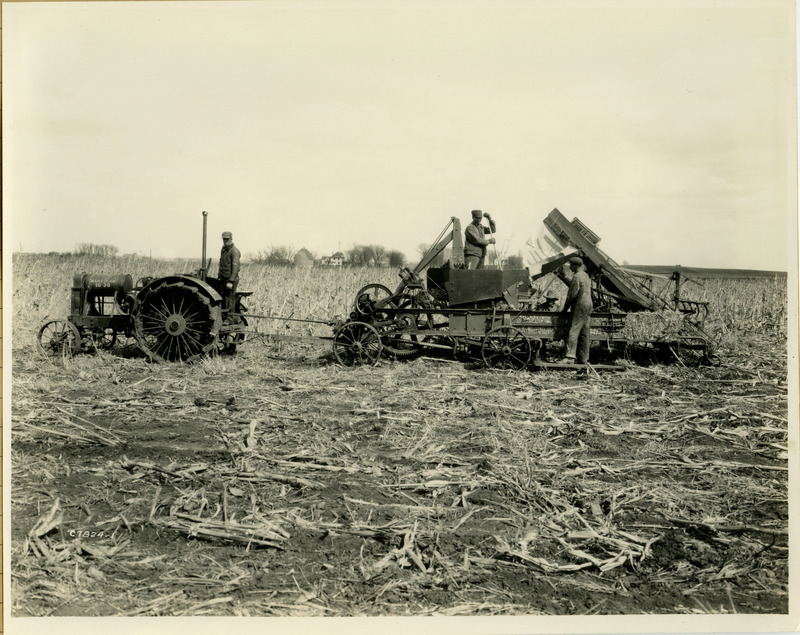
[[133, 282, 222, 362]]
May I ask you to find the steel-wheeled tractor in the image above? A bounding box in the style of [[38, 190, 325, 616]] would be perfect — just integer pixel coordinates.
[[37, 212, 249, 362]]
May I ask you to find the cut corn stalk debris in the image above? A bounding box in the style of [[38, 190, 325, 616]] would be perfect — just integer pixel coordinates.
[[152, 513, 289, 549], [10, 253, 790, 617]]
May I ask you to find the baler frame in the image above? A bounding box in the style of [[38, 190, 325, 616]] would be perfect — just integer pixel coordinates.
[[329, 214, 718, 369]]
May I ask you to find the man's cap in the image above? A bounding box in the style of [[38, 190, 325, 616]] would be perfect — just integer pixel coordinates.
[[569, 256, 583, 266], [471, 209, 483, 218], [221, 231, 233, 239]]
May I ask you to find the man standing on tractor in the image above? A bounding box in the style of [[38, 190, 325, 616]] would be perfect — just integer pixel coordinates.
[[219, 231, 241, 324], [558, 256, 593, 365], [464, 209, 497, 269]]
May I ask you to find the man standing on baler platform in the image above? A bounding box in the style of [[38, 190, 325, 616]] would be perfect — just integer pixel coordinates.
[[464, 209, 497, 269], [219, 231, 241, 324], [557, 256, 593, 365]]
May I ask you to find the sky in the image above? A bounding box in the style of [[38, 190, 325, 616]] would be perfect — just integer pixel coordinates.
[[3, 0, 797, 271]]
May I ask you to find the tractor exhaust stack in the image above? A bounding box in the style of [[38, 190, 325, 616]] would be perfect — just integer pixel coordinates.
[[200, 211, 208, 281]]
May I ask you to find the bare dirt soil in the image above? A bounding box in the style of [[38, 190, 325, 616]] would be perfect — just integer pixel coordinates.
[[10, 335, 790, 617]]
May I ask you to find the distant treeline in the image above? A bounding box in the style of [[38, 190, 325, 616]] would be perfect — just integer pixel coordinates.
[[18, 242, 408, 268], [628, 265, 787, 279], [251, 244, 406, 267], [74, 243, 119, 257]]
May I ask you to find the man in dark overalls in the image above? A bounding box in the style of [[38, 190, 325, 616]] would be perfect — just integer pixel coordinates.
[[219, 231, 241, 324], [558, 256, 593, 364]]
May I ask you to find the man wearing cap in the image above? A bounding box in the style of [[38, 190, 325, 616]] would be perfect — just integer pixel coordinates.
[[219, 231, 241, 324], [558, 256, 593, 364], [464, 210, 497, 269]]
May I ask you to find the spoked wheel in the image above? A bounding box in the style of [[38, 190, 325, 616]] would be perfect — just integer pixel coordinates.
[[37, 320, 81, 361], [90, 327, 117, 351], [217, 317, 248, 355], [353, 284, 394, 316], [481, 326, 532, 370], [133, 282, 222, 362], [333, 321, 383, 367]]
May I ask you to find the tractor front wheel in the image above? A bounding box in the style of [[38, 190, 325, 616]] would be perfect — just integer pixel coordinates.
[[37, 320, 81, 361]]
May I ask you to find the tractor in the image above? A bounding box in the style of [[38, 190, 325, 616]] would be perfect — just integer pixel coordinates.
[[36, 212, 248, 362]]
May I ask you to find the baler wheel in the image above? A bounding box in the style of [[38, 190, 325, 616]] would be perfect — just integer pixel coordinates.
[[133, 282, 222, 362], [481, 325, 532, 370], [333, 321, 383, 367], [37, 320, 81, 361]]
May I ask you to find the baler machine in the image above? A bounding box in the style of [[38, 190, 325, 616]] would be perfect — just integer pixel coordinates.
[[332, 212, 718, 368]]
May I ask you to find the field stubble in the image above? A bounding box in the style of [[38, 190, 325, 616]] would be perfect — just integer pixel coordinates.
[[9, 253, 793, 619]]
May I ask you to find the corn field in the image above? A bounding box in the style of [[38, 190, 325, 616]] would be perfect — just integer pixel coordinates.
[[11, 252, 788, 352]]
